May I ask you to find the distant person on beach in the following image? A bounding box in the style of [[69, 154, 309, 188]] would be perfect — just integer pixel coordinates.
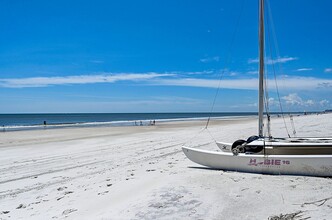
[[140, 121, 143, 126], [43, 121, 47, 126]]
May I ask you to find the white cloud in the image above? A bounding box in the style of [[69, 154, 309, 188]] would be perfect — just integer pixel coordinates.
[[248, 56, 298, 65], [324, 68, 332, 73], [153, 76, 332, 91], [306, 99, 314, 106], [296, 68, 312, 72], [2, 71, 332, 92], [272, 57, 298, 64], [282, 93, 314, 106], [267, 97, 279, 106], [320, 99, 329, 106], [200, 56, 220, 63], [0, 73, 173, 88], [154, 78, 257, 90]]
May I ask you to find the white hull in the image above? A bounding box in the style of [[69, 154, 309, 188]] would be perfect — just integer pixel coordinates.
[[216, 142, 232, 152], [182, 146, 332, 177]]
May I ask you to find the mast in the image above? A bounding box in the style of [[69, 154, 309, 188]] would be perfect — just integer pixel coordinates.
[[258, 0, 265, 137]]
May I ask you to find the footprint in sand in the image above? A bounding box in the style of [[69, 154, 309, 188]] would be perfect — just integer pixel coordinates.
[[62, 208, 78, 215], [146, 169, 156, 172], [57, 196, 64, 201], [16, 204, 26, 209], [98, 191, 109, 195], [64, 191, 74, 195], [57, 186, 68, 191]]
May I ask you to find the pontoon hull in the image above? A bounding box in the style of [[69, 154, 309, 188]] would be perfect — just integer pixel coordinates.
[[182, 146, 332, 177]]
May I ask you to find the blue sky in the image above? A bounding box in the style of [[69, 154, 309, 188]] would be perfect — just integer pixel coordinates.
[[0, 0, 331, 113]]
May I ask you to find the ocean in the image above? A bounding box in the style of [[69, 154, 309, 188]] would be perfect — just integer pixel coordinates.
[[0, 113, 258, 131]]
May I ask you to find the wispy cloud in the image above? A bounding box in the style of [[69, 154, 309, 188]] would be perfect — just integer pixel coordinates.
[[324, 68, 332, 73], [0, 73, 173, 88], [154, 78, 256, 90], [90, 60, 104, 64], [167, 70, 214, 76], [95, 96, 203, 106], [248, 56, 298, 65], [2, 71, 332, 92], [247, 70, 258, 75], [296, 68, 312, 72], [153, 76, 332, 91], [200, 56, 220, 63]]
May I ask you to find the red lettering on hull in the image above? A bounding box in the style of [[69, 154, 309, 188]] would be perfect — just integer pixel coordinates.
[[248, 158, 290, 166]]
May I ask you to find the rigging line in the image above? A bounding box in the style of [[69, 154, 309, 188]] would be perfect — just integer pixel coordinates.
[[205, 127, 218, 144], [263, 65, 271, 137], [264, 11, 271, 118], [182, 126, 218, 149], [263, 23, 271, 138], [263, 91, 271, 137], [205, 0, 247, 129], [266, 0, 295, 135], [181, 126, 208, 148], [266, 0, 291, 138], [289, 114, 297, 137]]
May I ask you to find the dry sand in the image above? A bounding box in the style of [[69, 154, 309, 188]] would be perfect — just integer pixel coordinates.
[[1, 114, 332, 219]]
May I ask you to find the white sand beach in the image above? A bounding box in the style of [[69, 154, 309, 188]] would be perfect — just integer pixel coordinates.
[[1, 113, 332, 219]]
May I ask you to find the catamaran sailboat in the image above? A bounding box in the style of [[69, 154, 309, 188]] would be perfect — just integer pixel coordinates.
[[182, 0, 332, 177]]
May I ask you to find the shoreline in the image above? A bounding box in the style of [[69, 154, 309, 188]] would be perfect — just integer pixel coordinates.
[[0, 114, 259, 132], [0, 116, 257, 149], [2, 111, 327, 132]]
